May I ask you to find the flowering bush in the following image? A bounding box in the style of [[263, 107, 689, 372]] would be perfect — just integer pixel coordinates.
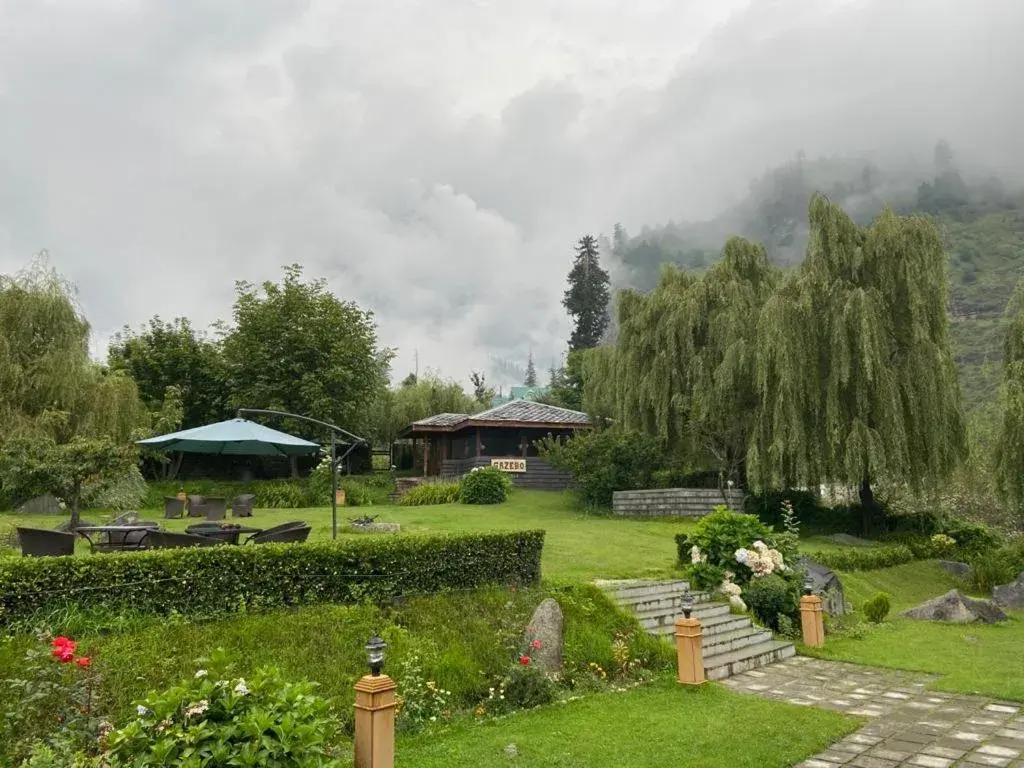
[[686, 509, 774, 584], [104, 659, 343, 767], [0, 635, 102, 765], [743, 574, 800, 631], [930, 533, 958, 556], [394, 654, 452, 730], [734, 540, 788, 578]]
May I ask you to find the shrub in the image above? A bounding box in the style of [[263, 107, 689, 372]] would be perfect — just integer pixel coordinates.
[[0, 531, 545, 625], [964, 539, 1024, 592], [399, 481, 461, 506], [459, 467, 512, 505], [500, 662, 557, 710], [537, 429, 665, 508], [862, 592, 891, 623], [743, 573, 800, 631], [940, 519, 1002, 557], [674, 533, 690, 565], [746, 490, 854, 534], [81, 465, 148, 511], [395, 653, 453, 731], [687, 508, 773, 582], [808, 545, 916, 571], [686, 563, 727, 592], [105, 659, 343, 767]]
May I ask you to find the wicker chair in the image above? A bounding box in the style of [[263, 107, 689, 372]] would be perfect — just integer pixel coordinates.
[[17, 527, 76, 557], [185, 523, 242, 545], [243, 521, 305, 544], [250, 525, 311, 545], [163, 497, 185, 519], [147, 530, 221, 549], [186, 494, 207, 518], [231, 494, 255, 518]]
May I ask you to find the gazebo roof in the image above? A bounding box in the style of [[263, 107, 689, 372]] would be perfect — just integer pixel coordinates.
[[398, 399, 590, 437]]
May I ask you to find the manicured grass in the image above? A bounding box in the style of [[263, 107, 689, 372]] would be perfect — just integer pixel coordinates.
[[392, 680, 860, 768], [1, 491, 701, 580], [800, 560, 1024, 701]]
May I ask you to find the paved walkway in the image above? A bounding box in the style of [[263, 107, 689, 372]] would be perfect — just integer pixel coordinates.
[[720, 656, 1024, 768]]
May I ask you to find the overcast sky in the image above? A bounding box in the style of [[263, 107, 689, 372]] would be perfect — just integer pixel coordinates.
[[1, 0, 1022, 387]]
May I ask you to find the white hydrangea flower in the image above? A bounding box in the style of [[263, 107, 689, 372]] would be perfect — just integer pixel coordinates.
[[734, 548, 750, 566], [234, 679, 249, 696], [194, 669, 208, 679], [136, 705, 150, 717]]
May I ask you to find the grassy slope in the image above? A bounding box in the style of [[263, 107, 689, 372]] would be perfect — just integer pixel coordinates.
[[803, 560, 1024, 701], [0, 490, 701, 580], [395, 681, 859, 768]]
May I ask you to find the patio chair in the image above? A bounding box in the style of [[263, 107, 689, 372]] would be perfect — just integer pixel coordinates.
[[164, 497, 185, 519], [231, 494, 255, 518], [185, 523, 242, 545], [17, 527, 76, 557], [204, 497, 228, 521], [242, 520, 306, 544], [187, 494, 207, 518], [249, 525, 311, 545], [146, 530, 222, 549]]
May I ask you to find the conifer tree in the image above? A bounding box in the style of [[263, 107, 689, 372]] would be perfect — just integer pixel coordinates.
[[563, 235, 611, 351], [523, 352, 537, 387]]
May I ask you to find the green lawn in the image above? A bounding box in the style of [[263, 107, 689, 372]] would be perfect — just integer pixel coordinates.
[[801, 560, 1024, 701], [1, 490, 699, 581], [392, 680, 859, 768]]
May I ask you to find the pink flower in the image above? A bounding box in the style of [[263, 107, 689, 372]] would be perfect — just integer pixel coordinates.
[[75, 657, 92, 668], [519, 655, 531, 665], [530, 640, 542, 649]]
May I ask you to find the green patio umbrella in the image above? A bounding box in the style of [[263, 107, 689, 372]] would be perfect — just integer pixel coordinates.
[[136, 418, 321, 456]]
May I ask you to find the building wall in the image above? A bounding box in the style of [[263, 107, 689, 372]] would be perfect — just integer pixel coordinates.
[[440, 456, 574, 491]]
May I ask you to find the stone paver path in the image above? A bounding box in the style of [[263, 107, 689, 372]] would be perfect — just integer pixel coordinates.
[[720, 656, 1024, 768]]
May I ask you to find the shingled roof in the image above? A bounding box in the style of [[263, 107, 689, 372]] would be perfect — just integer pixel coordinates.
[[398, 399, 589, 436]]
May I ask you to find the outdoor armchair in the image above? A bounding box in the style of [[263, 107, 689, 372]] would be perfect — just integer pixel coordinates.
[[17, 527, 75, 557]]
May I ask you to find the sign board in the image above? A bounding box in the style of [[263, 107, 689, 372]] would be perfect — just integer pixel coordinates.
[[491, 458, 527, 473]]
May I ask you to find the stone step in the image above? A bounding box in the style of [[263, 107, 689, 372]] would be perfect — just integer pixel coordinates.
[[701, 626, 773, 656], [645, 611, 753, 637], [615, 595, 727, 620], [704, 640, 796, 680], [596, 579, 692, 602]]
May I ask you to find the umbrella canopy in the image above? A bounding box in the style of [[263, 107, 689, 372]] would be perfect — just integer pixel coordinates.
[[137, 418, 321, 456]]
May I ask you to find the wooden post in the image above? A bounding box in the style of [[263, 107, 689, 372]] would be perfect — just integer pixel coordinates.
[[422, 437, 429, 477], [520, 430, 527, 458], [353, 674, 396, 768], [674, 615, 705, 685], [475, 428, 482, 458], [800, 593, 824, 648]]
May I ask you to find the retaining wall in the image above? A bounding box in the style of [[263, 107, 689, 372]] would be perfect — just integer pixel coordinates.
[[612, 487, 744, 517]]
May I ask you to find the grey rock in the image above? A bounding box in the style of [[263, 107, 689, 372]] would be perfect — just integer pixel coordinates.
[[800, 558, 850, 615], [938, 560, 972, 578], [524, 598, 564, 674], [16, 493, 62, 515], [993, 571, 1024, 608], [901, 590, 1007, 624], [112, 511, 140, 525]]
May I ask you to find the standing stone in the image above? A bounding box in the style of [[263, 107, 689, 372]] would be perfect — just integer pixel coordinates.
[[938, 560, 972, 578], [524, 598, 564, 674], [993, 572, 1024, 608], [902, 590, 1007, 624], [799, 558, 850, 615], [15, 493, 62, 515]]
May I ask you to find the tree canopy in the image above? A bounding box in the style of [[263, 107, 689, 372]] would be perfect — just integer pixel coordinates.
[[368, 372, 480, 447], [221, 264, 393, 437]]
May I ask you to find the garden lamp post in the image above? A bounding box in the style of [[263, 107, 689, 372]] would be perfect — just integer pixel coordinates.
[[681, 587, 695, 619], [365, 634, 387, 677], [236, 408, 366, 540], [803, 574, 815, 596]]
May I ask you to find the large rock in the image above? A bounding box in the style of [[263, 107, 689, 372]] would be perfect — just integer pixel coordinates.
[[523, 598, 564, 674], [938, 560, 972, 578], [800, 558, 850, 615], [902, 590, 1007, 624], [16, 494, 62, 515], [993, 572, 1024, 608]]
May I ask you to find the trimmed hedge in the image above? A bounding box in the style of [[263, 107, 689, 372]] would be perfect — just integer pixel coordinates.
[[807, 545, 916, 572], [0, 531, 545, 625], [143, 477, 393, 510]]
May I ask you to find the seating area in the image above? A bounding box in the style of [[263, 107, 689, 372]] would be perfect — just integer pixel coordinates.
[[15, 517, 312, 557], [164, 494, 254, 521]]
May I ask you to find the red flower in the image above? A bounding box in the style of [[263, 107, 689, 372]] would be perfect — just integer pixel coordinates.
[[531, 640, 542, 649], [51, 636, 77, 661], [51, 636, 74, 649], [56, 648, 74, 663], [519, 655, 531, 665], [75, 657, 92, 668]]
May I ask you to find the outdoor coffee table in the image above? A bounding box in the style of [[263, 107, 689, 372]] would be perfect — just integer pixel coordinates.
[[184, 524, 262, 545], [76, 525, 159, 553]]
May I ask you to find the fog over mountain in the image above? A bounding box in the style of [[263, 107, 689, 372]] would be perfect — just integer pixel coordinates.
[[1, 0, 1022, 386]]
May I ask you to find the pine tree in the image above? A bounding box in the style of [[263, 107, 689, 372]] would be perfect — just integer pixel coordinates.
[[563, 235, 611, 351], [523, 352, 537, 387], [751, 195, 965, 525]]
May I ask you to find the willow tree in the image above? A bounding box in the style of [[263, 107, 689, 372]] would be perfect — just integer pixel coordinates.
[[751, 195, 965, 516], [995, 282, 1024, 511], [585, 237, 779, 481], [1, 257, 145, 442]]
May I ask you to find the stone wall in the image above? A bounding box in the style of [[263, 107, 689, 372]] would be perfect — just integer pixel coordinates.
[[612, 487, 743, 518]]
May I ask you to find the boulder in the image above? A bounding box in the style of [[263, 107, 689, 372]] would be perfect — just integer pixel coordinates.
[[800, 558, 850, 615], [901, 590, 1007, 624], [938, 560, 972, 578], [350, 522, 401, 534], [16, 494, 62, 515], [524, 598, 564, 674], [993, 572, 1024, 608]]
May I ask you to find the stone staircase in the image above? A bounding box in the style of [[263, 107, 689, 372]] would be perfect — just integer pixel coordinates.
[[597, 579, 795, 680]]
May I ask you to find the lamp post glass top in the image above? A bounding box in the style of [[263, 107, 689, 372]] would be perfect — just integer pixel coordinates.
[[803, 574, 815, 596], [365, 635, 387, 676], [681, 588, 694, 619]]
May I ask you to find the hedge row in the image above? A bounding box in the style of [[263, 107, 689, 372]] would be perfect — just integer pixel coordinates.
[[0, 531, 545, 625], [144, 477, 392, 509], [807, 545, 917, 572]]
